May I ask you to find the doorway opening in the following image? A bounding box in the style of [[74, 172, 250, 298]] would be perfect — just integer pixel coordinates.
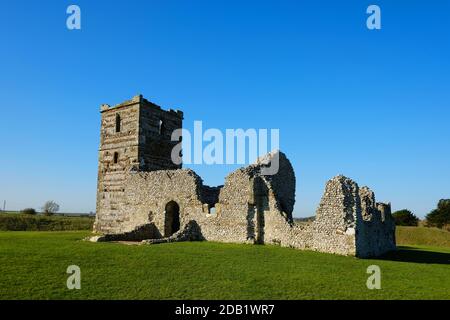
[[164, 201, 180, 237]]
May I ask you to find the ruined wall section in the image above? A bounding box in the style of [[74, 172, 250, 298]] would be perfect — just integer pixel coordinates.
[[189, 152, 294, 246], [118, 169, 205, 236], [356, 187, 396, 258], [199, 151, 297, 245], [203, 168, 255, 243], [378, 203, 397, 252], [256, 152, 296, 222], [305, 176, 359, 256], [113, 168, 255, 243], [263, 176, 360, 255], [249, 152, 298, 246], [280, 176, 396, 257], [288, 176, 397, 258]]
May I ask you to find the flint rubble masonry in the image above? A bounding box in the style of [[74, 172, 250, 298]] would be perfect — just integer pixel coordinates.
[[93, 95, 396, 258]]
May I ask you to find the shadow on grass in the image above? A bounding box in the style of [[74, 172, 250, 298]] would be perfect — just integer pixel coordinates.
[[377, 246, 450, 265]]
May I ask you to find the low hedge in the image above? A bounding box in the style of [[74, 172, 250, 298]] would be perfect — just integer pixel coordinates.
[[0, 213, 94, 231]]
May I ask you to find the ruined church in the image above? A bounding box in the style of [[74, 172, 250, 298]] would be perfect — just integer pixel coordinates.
[[93, 94, 396, 258]]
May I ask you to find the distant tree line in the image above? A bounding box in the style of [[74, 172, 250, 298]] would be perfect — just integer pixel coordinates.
[[392, 209, 419, 227], [392, 199, 450, 230], [425, 199, 450, 229], [20, 201, 60, 216]]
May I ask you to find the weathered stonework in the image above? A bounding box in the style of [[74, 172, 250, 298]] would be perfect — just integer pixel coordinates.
[[94, 95, 396, 258], [95, 95, 183, 233]]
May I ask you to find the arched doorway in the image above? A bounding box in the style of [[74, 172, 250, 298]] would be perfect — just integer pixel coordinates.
[[164, 201, 180, 237]]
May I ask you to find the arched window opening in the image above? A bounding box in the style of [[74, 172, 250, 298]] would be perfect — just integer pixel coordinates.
[[209, 205, 217, 215], [115, 114, 121, 133], [113, 152, 119, 164], [159, 119, 165, 135]]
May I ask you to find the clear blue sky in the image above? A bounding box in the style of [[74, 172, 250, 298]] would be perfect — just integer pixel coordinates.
[[0, 1, 449, 217]]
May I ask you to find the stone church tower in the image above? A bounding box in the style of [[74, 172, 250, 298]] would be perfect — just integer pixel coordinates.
[[95, 94, 183, 232]]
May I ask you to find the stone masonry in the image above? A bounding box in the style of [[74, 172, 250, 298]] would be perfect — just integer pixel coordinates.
[[94, 95, 396, 258]]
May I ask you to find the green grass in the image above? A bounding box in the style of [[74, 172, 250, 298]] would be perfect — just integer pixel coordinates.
[[397, 226, 450, 247], [0, 213, 94, 231], [0, 230, 449, 300]]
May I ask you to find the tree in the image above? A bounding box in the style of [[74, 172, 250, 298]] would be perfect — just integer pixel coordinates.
[[426, 199, 450, 228], [392, 209, 419, 226], [42, 201, 60, 216], [21, 208, 37, 215]]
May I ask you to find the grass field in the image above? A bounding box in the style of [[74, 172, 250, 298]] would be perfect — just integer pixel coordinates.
[[0, 227, 449, 300]]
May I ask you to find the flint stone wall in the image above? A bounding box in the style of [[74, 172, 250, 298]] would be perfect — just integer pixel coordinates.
[[94, 150, 396, 258]]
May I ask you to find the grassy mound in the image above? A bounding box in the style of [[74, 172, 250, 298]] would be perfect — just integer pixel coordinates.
[[0, 213, 94, 231], [397, 226, 450, 247], [0, 231, 449, 300]]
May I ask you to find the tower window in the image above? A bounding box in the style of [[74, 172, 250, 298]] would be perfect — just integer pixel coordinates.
[[113, 152, 119, 164], [115, 114, 121, 133], [159, 119, 165, 135]]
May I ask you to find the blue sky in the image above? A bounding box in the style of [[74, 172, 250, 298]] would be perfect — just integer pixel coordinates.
[[0, 1, 449, 217]]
